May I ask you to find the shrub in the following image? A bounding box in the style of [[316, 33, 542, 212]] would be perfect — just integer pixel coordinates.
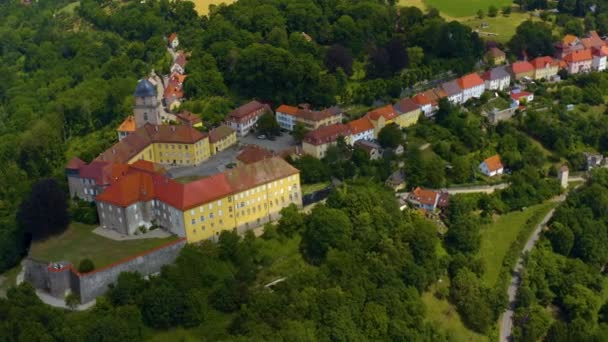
[[78, 259, 95, 273], [65, 292, 80, 309]]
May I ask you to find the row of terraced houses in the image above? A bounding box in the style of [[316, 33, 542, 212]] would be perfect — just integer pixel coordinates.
[[297, 31, 608, 158]]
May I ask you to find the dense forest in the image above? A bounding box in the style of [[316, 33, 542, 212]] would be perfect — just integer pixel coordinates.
[[513, 169, 608, 340], [1, 182, 449, 340]]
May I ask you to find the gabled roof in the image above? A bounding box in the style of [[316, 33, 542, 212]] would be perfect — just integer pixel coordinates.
[[275, 104, 342, 122], [458, 73, 484, 89], [98, 157, 299, 210], [209, 124, 235, 143], [482, 66, 510, 81], [347, 117, 374, 134], [530, 56, 558, 69], [441, 80, 462, 96], [227, 101, 271, 121], [96, 124, 207, 164], [66, 157, 86, 170], [482, 155, 504, 172], [394, 98, 420, 114], [168, 33, 178, 42], [236, 145, 275, 165], [563, 49, 593, 62], [510, 61, 534, 74], [117, 116, 137, 133], [581, 31, 605, 49], [561, 34, 579, 46], [487, 47, 506, 58], [176, 111, 201, 125], [411, 92, 433, 106], [409, 187, 439, 207], [594, 45, 608, 57], [366, 104, 398, 121], [511, 91, 533, 101], [303, 123, 350, 146], [354, 139, 381, 153]]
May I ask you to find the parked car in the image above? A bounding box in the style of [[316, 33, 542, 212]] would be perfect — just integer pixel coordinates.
[[257, 134, 266, 139]]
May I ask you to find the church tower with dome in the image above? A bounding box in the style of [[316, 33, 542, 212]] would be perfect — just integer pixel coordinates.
[[133, 79, 162, 128]]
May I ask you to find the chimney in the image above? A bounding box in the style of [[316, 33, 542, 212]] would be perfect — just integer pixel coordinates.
[[112, 148, 116, 154]]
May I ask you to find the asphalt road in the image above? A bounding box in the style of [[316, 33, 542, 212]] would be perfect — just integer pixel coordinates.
[[498, 188, 577, 341]]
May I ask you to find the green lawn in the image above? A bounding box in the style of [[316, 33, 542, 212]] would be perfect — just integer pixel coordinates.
[[301, 182, 330, 195], [429, 0, 513, 18], [58, 1, 79, 14], [29, 223, 178, 270], [477, 201, 556, 286], [463, 12, 540, 43], [422, 280, 489, 342]]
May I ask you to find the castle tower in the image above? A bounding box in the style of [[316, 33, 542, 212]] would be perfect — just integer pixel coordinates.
[[134, 79, 161, 128], [558, 165, 569, 189]]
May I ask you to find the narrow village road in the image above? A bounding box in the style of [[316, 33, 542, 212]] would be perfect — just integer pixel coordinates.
[[499, 188, 577, 341]]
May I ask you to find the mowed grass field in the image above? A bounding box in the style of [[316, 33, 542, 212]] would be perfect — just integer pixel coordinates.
[[29, 223, 178, 269], [399, 0, 514, 18], [463, 12, 540, 43], [477, 201, 556, 286], [189, 0, 236, 15]]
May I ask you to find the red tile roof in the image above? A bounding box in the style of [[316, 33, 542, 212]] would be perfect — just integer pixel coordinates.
[[530, 56, 558, 69], [458, 73, 484, 89], [303, 123, 350, 146], [511, 61, 534, 74], [227, 101, 271, 122], [176, 111, 201, 125], [97, 157, 299, 210], [410, 187, 439, 207], [209, 124, 235, 143], [236, 145, 275, 165], [511, 91, 533, 101], [483, 155, 504, 172], [66, 157, 86, 170], [346, 117, 373, 134], [117, 116, 136, 133], [275, 104, 342, 122], [395, 98, 420, 113], [412, 93, 433, 106], [366, 104, 398, 121], [563, 49, 593, 63], [168, 33, 178, 43], [96, 124, 207, 164], [595, 45, 608, 57]]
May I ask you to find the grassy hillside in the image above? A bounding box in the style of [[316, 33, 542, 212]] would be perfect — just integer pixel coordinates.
[[400, 0, 514, 18]]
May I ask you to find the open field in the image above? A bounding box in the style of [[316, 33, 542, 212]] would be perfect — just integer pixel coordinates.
[[463, 12, 540, 43], [400, 0, 514, 18], [478, 201, 556, 286], [422, 281, 489, 342], [189, 0, 236, 16], [29, 223, 178, 269]]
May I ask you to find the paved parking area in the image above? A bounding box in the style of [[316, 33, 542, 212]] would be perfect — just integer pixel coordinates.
[[240, 132, 297, 152], [167, 133, 298, 181]]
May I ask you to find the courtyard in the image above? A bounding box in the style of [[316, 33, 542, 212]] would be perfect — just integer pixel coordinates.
[[168, 132, 298, 182]]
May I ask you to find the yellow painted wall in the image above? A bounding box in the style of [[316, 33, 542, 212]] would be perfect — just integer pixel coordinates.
[[297, 115, 342, 131], [210, 131, 237, 155], [181, 173, 302, 243], [127, 138, 210, 166], [394, 109, 421, 128], [534, 66, 558, 80]]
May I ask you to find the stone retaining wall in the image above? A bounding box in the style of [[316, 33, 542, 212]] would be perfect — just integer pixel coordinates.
[[23, 238, 187, 303]]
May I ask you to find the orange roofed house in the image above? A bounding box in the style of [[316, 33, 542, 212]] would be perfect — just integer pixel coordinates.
[[226, 100, 271, 137], [347, 116, 374, 143], [275, 104, 343, 131], [479, 154, 504, 177], [530, 56, 559, 80], [302, 123, 351, 159], [509, 61, 535, 81], [407, 187, 450, 211], [458, 73, 486, 102], [94, 157, 302, 242], [365, 104, 399, 137], [117, 116, 136, 141], [564, 49, 593, 74]]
